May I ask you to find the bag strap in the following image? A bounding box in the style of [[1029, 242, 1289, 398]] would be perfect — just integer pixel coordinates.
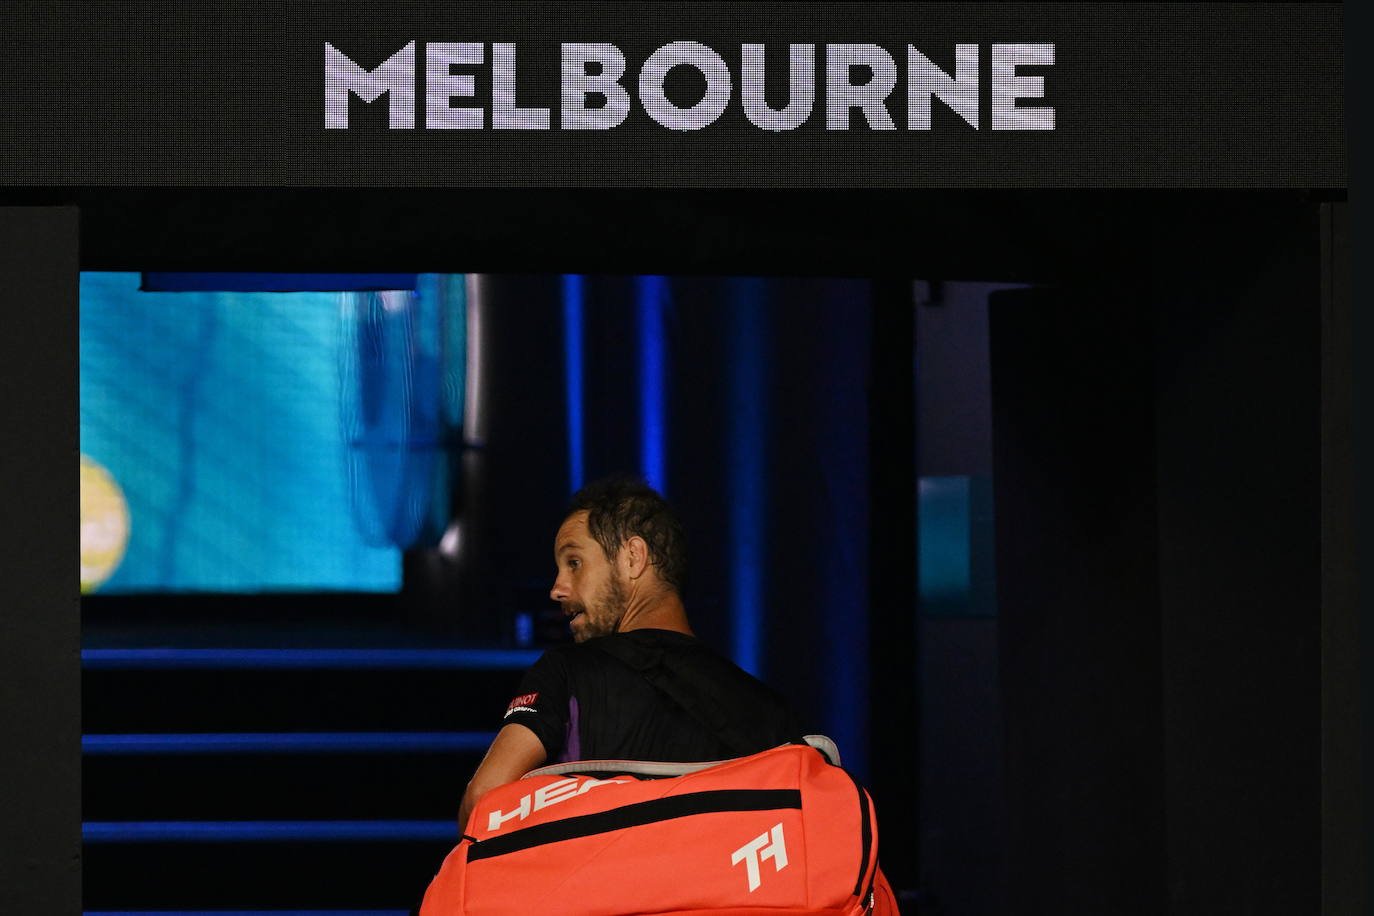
[[525, 736, 842, 779], [589, 636, 763, 759]]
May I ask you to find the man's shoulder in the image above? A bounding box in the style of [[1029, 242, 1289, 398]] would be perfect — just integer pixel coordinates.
[[617, 628, 703, 648], [573, 629, 704, 652], [615, 630, 776, 692], [590, 628, 716, 662], [534, 630, 727, 675], [530, 634, 663, 667]]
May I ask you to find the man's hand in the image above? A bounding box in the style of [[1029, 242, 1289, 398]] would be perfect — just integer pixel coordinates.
[[457, 723, 548, 833]]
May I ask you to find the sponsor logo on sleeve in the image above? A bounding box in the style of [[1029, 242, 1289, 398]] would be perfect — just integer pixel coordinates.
[[504, 692, 539, 717]]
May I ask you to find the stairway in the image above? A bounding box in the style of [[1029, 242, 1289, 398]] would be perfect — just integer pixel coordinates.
[[81, 643, 541, 914]]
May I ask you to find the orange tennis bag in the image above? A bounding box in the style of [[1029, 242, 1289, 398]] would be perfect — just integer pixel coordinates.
[[420, 741, 898, 915]]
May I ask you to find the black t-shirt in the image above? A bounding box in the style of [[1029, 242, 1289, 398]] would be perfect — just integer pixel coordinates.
[[501, 629, 800, 763]]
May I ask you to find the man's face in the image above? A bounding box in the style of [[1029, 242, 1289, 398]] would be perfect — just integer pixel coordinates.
[[550, 510, 628, 643]]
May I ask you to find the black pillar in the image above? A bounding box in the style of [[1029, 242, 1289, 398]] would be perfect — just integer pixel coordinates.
[[990, 286, 1165, 916], [0, 207, 81, 915], [1152, 203, 1322, 914], [868, 278, 919, 895]]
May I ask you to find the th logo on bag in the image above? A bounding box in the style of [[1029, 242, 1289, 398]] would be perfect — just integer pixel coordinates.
[[731, 823, 788, 892]]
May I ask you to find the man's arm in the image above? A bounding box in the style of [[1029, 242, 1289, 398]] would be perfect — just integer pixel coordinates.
[[458, 722, 548, 832]]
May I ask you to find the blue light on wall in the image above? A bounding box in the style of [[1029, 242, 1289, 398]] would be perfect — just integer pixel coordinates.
[[82, 731, 496, 755], [82, 820, 456, 843], [918, 475, 997, 617], [562, 275, 585, 494], [636, 276, 669, 493], [81, 647, 542, 670], [919, 476, 971, 602], [813, 285, 871, 782], [338, 284, 457, 550], [727, 279, 767, 677]]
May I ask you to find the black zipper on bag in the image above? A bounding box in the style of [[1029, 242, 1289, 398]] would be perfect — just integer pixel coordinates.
[[845, 771, 873, 897], [862, 871, 877, 914], [467, 788, 801, 862]]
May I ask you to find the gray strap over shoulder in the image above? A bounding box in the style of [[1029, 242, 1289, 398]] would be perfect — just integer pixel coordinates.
[[524, 735, 842, 779]]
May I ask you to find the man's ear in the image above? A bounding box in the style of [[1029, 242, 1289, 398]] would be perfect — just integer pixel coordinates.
[[623, 535, 650, 580]]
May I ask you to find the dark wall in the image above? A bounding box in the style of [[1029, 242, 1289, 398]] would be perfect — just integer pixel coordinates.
[[1152, 205, 1322, 914], [990, 287, 1164, 915], [0, 208, 80, 915], [983, 201, 1327, 915], [914, 281, 1023, 915]]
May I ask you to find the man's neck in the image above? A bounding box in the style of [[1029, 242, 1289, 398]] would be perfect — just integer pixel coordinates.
[[617, 591, 693, 637]]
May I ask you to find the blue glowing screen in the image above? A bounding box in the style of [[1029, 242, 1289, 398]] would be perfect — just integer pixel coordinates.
[[79, 272, 403, 592]]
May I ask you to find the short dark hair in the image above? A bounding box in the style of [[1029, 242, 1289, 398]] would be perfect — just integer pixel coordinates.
[[567, 475, 686, 592]]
